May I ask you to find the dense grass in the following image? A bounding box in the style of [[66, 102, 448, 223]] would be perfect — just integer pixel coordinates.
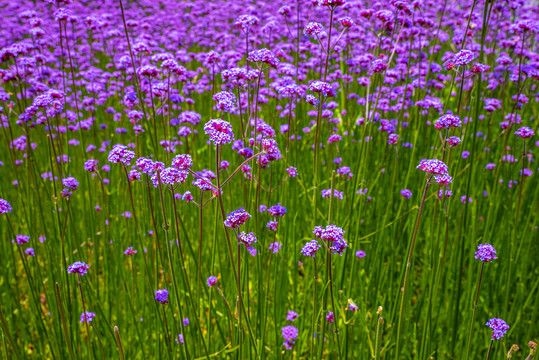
[[0, 0, 538, 359]]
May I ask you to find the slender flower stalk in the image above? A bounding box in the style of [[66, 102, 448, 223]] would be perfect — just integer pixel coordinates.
[[486, 341, 494, 360], [465, 262, 486, 360], [77, 274, 92, 356], [114, 326, 125, 360], [396, 176, 431, 358], [0, 307, 22, 360], [214, 145, 259, 358], [55, 282, 75, 360]]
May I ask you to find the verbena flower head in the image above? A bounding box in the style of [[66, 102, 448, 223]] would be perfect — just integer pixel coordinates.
[[514, 126, 534, 138], [266, 220, 278, 231], [15, 235, 30, 245], [330, 239, 349, 255], [239, 231, 257, 247], [80, 311, 96, 323], [356, 250, 366, 258], [268, 242, 282, 253], [68, 261, 89, 276], [247, 48, 279, 68], [309, 81, 335, 97], [287, 311, 298, 321], [0, 198, 12, 214], [108, 144, 135, 166], [204, 119, 234, 145], [317, 0, 344, 8], [452, 49, 475, 66], [322, 189, 343, 199], [25, 248, 35, 256], [434, 174, 453, 186], [224, 208, 251, 228], [447, 136, 461, 147], [301, 240, 321, 257], [84, 159, 99, 172], [206, 276, 217, 287], [485, 318, 509, 340], [371, 59, 387, 73], [306, 94, 320, 107], [182, 191, 194, 202], [278, 6, 292, 17], [124, 247, 137, 255], [268, 203, 287, 217], [417, 159, 449, 175], [338, 16, 354, 28], [62, 177, 79, 191], [304, 22, 324, 37], [400, 189, 412, 198], [314, 224, 345, 242], [471, 63, 490, 74], [152, 167, 188, 187], [171, 154, 192, 171], [213, 91, 237, 112], [474, 243, 497, 263], [155, 289, 169, 304], [388, 133, 399, 145], [435, 114, 462, 130], [326, 311, 334, 322], [235, 14, 259, 30], [286, 167, 298, 177], [438, 189, 453, 200], [282, 325, 298, 350]]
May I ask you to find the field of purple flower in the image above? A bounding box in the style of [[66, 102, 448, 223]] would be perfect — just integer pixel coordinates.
[[0, 0, 538, 358]]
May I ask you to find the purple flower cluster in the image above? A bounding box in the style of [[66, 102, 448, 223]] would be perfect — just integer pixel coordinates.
[[416, 159, 449, 175], [155, 289, 169, 304], [15, 235, 30, 245], [224, 208, 251, 228], [447, 136, 461, 147], [281, 325, 298, 350], [238, 231, 257, 248], [286, 311, 298, 322], [474, 243, 497, 263], [204, 119, 235, 145], [400, 189, 412, 198], [304, 22, 324, 37], [301, 240, 321, 257], [322, 189, 344, 200], [68, 261, 89, 276], [247, 48, 279, 68], [312, 224, 349, 255], [80, 312, 96, 323], [206, 276, 217, 287], [434, 114, 462, 130], [213, 91, 237, 113], [268, 204, 287, 217], [514, 126, 535, 138], [268, 242, 282, 253], [309, 81, 335, 97], [124, 247, 137, 256], [84, 159, 99, 172], [0, 198, 12, 214], [171, 154, 193, 171], [61, 177, 79, 197], [485, 318, 509, 340], [234, 14, 260, 30], [108, 144, 135, 166], [452, 50, 475, 66]]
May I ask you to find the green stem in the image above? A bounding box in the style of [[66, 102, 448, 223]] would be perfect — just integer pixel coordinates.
[[114, 326, 125, 360], [465, 262, 486, 360], [396, 178, 430, 358]]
